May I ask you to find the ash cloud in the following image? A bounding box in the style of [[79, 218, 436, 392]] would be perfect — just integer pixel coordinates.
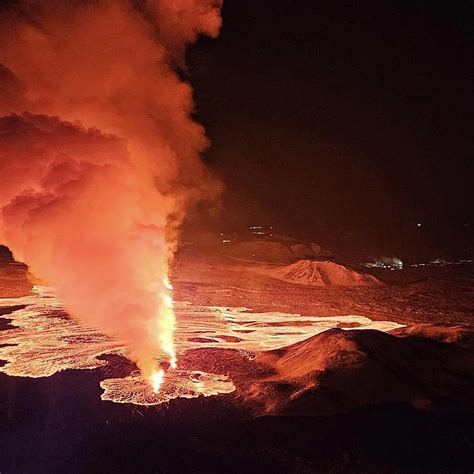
[[0, 0, 223, 379]]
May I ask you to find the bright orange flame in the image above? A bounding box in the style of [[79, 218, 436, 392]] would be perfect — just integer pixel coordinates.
[[163, 276, 173, 291], [146, 276, 177, 392], [150, 368, 165, 394], [159, 276, 177, 369]]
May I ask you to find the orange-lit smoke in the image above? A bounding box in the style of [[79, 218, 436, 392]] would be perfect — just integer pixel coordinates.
[[0, 1, 223, 384]]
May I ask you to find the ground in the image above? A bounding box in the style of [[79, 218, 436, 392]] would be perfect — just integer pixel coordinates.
[[0, 249, 473, 473], [173, 254, 474, 325]]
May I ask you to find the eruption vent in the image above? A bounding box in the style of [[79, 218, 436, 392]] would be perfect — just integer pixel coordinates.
[[0, 1, 223, 386]]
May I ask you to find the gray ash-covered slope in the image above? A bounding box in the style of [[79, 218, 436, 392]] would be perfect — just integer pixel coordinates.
[[247, 326, 474, 415], [261, 259, 383, 287]]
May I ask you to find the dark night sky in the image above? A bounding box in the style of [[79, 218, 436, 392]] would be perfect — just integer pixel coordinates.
[[187, 1, 473, 257]]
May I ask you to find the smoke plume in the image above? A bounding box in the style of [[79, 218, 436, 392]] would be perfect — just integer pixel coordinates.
[[0, 1, 223, 382]]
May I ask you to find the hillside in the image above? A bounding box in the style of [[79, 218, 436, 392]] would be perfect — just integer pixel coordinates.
[[247, 327, 474, 415], [259, 259, 383, 287], [225, 240, 332, 264]]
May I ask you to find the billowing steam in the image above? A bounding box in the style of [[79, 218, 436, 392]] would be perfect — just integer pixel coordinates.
[[0, 1, 223, 387]]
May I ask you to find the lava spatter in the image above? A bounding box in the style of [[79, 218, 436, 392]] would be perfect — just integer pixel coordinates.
[[101, 370, 235, 406]]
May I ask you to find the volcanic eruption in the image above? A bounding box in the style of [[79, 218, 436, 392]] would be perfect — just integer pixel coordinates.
[[0, 0, 223, 390]]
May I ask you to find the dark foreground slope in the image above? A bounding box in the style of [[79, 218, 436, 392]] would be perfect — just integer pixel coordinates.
[[1, 330, 474, 474], [1, 322, 474, 473], [248, 326, 474, 415]]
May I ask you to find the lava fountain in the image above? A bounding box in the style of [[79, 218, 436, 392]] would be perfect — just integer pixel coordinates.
[[0, 0, 223, 391], [149, 276, 177, 392]]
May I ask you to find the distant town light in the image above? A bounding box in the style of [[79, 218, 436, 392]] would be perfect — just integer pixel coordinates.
[[363, 257, 403, 270]]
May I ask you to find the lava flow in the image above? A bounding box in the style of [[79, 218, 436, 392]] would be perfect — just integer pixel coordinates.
[[0, 285, 404, 405]]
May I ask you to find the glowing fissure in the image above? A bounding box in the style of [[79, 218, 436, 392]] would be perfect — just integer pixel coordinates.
[[100, 370, 235, 406], [0, 286, 404, 405]]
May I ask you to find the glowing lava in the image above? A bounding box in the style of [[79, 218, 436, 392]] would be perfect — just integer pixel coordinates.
[[150, 369, 165, 394], [148, 276, 177, 393], [101, 370, 235, 406], [159, 276, 177, 370], [0, 285, 404, 406]]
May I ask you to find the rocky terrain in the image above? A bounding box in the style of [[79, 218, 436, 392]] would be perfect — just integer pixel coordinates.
[[255, 259, 383, 287], [1, 246, 474, 473], [246, 326, 474, 415]]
